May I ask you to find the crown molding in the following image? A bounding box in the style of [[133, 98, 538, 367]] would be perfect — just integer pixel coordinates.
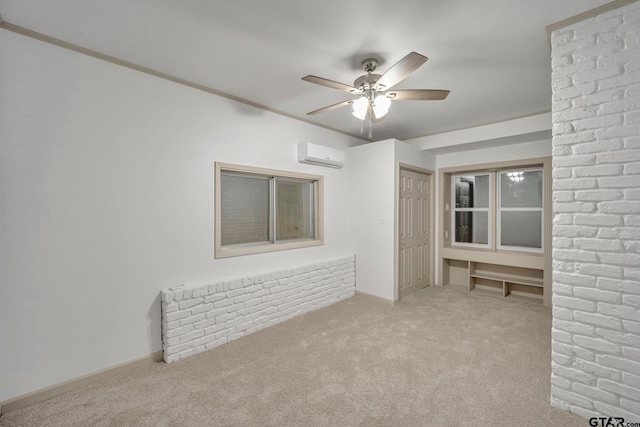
[[0, 19, 367, 142], [546, 0, 638, 42]]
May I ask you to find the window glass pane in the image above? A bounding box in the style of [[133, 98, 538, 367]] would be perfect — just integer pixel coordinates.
[[276, 179, 314, 241], [455, 175, 489, 208], [500, 170, 543, 208], [500, 211, 542, 248], [455, 211, 488, 244], [220, 173, 270, 246]]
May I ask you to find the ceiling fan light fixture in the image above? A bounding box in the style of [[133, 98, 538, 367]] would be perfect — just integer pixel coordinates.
[[372, 94, 391, 118], [352, 96, 368, 120]]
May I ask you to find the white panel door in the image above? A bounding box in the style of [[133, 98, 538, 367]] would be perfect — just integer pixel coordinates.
[[399, 169, 430, 299]]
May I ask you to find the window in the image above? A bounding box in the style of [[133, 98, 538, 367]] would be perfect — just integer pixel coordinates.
[[452, 173, 491, 247], [450, 166, 544, 253], [215, 163, 323, 258], [498, 169, 543, 251]]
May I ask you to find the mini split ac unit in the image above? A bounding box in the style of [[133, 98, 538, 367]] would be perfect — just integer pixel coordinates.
[[297, 142, 345, 168]]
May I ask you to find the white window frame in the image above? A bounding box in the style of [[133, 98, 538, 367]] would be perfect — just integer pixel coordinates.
[[215, 162, 324, 258], [497, 168, 544, 253], [451, 173, 492, 249]]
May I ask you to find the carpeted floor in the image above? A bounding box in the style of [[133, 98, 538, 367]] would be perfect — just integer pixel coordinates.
[[0, 285, 587, 426]]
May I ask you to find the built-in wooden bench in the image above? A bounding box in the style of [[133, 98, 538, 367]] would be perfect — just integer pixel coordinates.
[[441, 247, 548, 306]]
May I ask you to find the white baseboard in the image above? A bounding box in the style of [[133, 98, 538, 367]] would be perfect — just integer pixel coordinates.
[[0, 351, 163, 415]]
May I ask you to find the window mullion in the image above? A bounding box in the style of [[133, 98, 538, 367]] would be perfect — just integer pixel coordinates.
[[270, 177, 276, 243]]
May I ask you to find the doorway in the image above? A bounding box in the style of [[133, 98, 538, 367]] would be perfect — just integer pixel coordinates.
[[398, 167, 433, 299]]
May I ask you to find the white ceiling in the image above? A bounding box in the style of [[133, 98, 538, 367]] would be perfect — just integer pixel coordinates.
[[0, 0, 615, 142]]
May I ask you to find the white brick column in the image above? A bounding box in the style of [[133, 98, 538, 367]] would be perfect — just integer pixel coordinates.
[[550, 2, 640, 421]]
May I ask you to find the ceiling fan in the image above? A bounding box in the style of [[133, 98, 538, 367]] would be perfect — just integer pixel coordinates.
[[302, 52, 450, 122]]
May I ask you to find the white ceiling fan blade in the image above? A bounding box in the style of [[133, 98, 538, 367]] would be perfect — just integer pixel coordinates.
[[375, 52, 428, 90], [302, 75, 360, 93], [307, 99, 355, 115], [387, 89, 450, 100]]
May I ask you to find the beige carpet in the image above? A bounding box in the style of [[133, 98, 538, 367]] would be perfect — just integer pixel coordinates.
[[0, 286, 586, 426]]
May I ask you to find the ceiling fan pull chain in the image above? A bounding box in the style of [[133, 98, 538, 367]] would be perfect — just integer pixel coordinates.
[[368, 113, 373, 139]]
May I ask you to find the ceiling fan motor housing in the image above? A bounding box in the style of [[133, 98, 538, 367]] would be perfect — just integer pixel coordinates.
[[354, 73, 382, 92]]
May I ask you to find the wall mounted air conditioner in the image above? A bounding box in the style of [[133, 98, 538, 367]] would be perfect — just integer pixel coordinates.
[[297, 142, 345, 168]]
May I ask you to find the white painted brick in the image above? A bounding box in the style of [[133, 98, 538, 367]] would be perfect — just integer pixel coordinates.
[[213, 298, 234, 309], [577, 359, 622, 381], [575, 263, 624, 279], [179, 330, 204, 344], [573, 287, 621, 304], [550, 396, 571, 412], [554, 272, 597, 287], [161, 291, 174, 304], [554, 225, 598, 238], [553, 296, 597, 312], [165, 324, 193, 339], [191, 303, 215, 315], [573, 113, 624, 131], [596, 329, 640, 347], [553, 284, 574, 297], [551, 373, 572, 390], [164, 342, 193, 356], [623, 372, 640, 389], [205, 307, 228, 320], [575, 214, 624, 227], [572, 139, 624, 154], [598, 147, 640, 163], [572, 383, 618, 405], [554, 261, 575, 273], [192, 333, 220, 348], [597, 355, 640, 376], [623, 267, 640, 281], [203, 323, 226, 336], [627, 135, 640, 149], [553, 351, 573, 366], [226, 288, 246, 298], [574, 311, 623, 330], [165, 310, 191, 322], [620, 398, 640, 417], [600, 299, 640, 322], [179, 313, 205, 327], [161, 257, 354, 366], [164, 302, 179, 313], [178, 298, 202, 310], [623, 320, 640, 334], [553, 328, 575, 344], [553, 177, 597, 190], [553, 213, 574, 225], [554, 364, 598, 387], [622, 346, 640, 362], [598, 378, 640, 401], [193, 318, 216, 330], [551, 387, 595, 409], [623, 295, 640, 308], [234, 293, 254, 304], [553, 237, 574, 249], [626, 216, 640, 227], [575, 190, 624, 201], [554, 249, 599, 263], [215, 312, 235, 324], [597, 278, 640, 295], [600, 253, 640, 268], [574, 238, 625, 252], [574, 336, 620, 354]]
